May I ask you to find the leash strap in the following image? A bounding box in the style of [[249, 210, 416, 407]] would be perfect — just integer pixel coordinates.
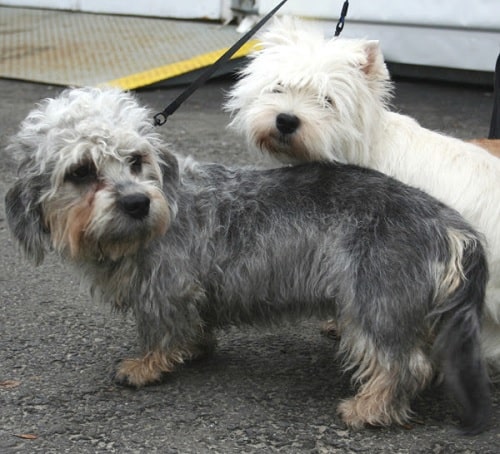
[[154, 0, 290, 126], [488, 53, 500, 139], [334, 1, 349, 37]]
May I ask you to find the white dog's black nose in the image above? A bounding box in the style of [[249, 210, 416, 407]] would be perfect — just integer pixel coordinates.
[[276, 113, 300, 134], [119, 194, 150, 219]]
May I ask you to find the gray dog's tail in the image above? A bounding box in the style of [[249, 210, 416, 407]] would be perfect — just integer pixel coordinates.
[[433, 229, 491, 435]]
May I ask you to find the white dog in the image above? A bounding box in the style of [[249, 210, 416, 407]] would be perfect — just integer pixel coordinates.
[[225, 17, 500, 373]]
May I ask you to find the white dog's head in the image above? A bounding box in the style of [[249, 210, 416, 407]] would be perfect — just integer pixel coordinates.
[[225, 17, 392, 164], [5, 87, 178, 263]]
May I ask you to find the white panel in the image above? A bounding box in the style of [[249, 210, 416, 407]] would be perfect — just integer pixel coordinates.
[[258, 0, 500, 29], [0, 1, 78, 8], [1, 1, 223, 19], [80, 0, 222, 19], [257, 1, 500, 72], [257, 0, 331, 19], [337, 24, 500, 72]]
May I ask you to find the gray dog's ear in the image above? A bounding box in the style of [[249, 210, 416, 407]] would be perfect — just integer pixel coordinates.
[[158, 148, 179, 188], [156, 148, 179, 219], [5, 177, 47, 265]]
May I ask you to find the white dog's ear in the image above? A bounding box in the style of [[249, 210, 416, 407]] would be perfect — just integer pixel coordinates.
[[361, 41, 387, 79], [360, 41, 387, 79], [261, 16, 304, 47], [5, 175, 47, 265]]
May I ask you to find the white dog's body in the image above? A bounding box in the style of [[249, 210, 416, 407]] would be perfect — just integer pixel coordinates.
[[225, 18, 500, 370]]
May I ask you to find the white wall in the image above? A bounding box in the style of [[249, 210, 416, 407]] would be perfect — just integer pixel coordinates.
[[260, 0, 500, 29], [258, 0, 500, 72], [0, 0, 226, 19], [3, 0, 499, 71]]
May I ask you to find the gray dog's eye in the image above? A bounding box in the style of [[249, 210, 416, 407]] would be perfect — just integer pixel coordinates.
[[65, 162, 97, 184], [129, 154, 143, 174]]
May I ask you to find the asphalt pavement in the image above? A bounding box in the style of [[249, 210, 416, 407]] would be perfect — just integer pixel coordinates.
[[0, 75, 499, 453]]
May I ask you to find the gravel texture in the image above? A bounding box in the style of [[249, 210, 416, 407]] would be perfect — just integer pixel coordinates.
[[0, 76, 498, 453]]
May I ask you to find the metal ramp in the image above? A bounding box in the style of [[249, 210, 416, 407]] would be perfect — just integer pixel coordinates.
[[0, 7, 256, 89]]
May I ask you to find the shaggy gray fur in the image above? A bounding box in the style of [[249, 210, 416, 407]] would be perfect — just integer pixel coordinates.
[[5, 88, 491, 434]]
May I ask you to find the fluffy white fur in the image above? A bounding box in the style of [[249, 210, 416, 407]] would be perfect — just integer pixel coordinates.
[[225, 17, 500, 372]]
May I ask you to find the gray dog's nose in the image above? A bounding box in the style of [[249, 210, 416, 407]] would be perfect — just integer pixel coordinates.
[[276, 113, 300, 134], [119, 193, 150, 219]]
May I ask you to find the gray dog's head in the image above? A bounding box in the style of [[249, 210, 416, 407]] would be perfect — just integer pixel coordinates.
[[5, 87, 179, 263]]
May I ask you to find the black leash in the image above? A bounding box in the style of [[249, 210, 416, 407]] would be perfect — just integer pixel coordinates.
[[334, 1, 349, 37], [488, 53, 500, 139], [154, 0, 290, 126]]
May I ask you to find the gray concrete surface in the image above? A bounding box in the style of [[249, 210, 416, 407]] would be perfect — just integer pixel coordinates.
[[0, 75, 499, 453]]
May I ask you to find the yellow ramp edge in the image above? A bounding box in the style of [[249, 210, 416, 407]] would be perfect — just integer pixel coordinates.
[[0, 7, 259, 89], [102, 40, 258, 90]]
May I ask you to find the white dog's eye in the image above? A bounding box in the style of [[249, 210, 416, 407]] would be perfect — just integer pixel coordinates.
[[129, 154, 143, 174], [271, 83, 285, 94], [324, 96, 335, 108], [65, 162, 97, 184]]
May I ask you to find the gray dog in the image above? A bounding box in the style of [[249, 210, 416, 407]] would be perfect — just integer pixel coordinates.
[[5, 87, 490, 433]]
